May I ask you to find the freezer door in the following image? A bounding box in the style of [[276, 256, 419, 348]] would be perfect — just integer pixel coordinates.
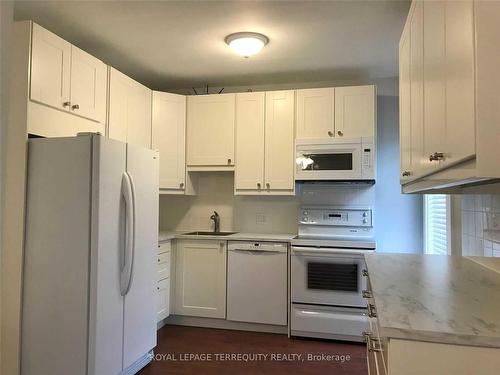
[[122, 143, 159, 369], [88, 136, 127, 375]]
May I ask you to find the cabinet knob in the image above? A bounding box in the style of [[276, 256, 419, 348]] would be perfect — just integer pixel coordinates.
[[402, 171, 411, 177], [62, 101, 71, 108], [429, 152, 444, 162], [337, 130, 344, 137], [257, 182, 261, 189], [362, 269, 369, 277], [227, 158, 232, 165], [157, 286, 160, 291], [180, 182, 185, 188], [266, 183, 270, 189], [327, 131, 333, 137], [71, 104, 80, 110], [157, 258, 161, 263]]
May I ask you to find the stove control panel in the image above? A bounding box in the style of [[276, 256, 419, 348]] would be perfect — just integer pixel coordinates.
[[300, 208, 372, 227]]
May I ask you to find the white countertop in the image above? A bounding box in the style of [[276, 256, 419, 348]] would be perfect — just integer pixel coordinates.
[[468, 256, 500, 274], [364, 253, 500, 348], [159, 230, 296, 243]]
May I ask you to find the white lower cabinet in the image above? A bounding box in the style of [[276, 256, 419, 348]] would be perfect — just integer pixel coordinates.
[[174, 240, 227, 319], [156, 241, 171, 322]]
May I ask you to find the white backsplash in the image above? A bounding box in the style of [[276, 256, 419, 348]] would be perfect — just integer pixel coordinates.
[[159, 174, 375, 235], [159, 173, 299, 234], [461, 194, 500, 257]]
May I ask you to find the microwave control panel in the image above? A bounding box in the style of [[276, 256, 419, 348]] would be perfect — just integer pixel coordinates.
[[300, 208, 372, 227]]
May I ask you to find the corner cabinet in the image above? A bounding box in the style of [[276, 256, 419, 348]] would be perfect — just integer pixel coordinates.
[[152, 91, 187, 194], [399, 1, 500, 193], [234, 91, 295, 195], [186, 94, 235, 169], [30, 23, 107, 127], [173, 240, 227, 319], [108, 68, 152, 149]]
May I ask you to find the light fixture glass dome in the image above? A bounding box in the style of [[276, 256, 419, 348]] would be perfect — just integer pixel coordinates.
[[225, 32, 269, 57]]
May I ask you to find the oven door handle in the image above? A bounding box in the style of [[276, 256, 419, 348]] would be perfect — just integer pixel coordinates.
[[291, 246, 374, 255]]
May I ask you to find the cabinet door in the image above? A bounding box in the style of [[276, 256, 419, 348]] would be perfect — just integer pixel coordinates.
[[174, 240, 227, 319], [423, 1, 446, 172], [334, 86, 375, 138], [264, 90, 295, 191], [157, 278, 170, 322], [30, 23, 71, 111], [399, 23, 412, 181], [152, 92, 186, 192], [296, 88, 335, 139], [69, 45, 107, 123], [409, 2, 425, 172], [109, 68, 152, 148], [186, 94, 235, 166], [235, 92, 265, 191], [444, 0, 475, 164]]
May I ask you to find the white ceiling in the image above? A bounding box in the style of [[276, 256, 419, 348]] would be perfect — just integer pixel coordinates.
[[14, 0, 410, 91]]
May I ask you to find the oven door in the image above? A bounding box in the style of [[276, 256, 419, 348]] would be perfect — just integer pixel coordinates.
[[291, 246, 368, 308], [295, 143, 362, 180]]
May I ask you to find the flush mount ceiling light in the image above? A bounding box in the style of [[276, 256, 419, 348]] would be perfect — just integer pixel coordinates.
[[225, 32, 269, 58]]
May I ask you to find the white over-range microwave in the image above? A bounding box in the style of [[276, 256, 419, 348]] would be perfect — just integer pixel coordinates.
[[295, 137, 375, 181]]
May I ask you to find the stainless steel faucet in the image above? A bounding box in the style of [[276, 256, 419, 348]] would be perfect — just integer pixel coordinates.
[[210, 211, 220, 233]]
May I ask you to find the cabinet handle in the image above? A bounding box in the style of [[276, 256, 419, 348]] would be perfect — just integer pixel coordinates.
[[62, 101, 71, 108], [327, 131, 333, 137], [257, 183, 261, 189], [429, 152, 444, 162], [266, 183, 270, 189], [71, 104, 80, 110], [157, 286, 160, 291], [363, 332, 382, 352], [367, 303, 377, 318], [362, 269, 369, 277], [227, 158, 232, 165], [402, 171, 411, 177], [362, 290, 373, 299], [180, 182, 185, 188], [337, 130, 344, 137]]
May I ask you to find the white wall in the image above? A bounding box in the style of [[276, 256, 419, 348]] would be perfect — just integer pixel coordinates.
[[375, 95, 423, 253]]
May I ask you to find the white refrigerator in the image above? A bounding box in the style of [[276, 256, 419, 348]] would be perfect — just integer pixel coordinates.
[[22, 134, 159, 375]]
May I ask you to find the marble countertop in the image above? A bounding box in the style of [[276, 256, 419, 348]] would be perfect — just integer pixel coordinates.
[[159, 230, 296, 243], [468, 256, 500, 274], [364, 253, 500, 348]]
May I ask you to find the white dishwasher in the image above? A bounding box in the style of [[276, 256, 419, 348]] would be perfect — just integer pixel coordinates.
[[227, 241, 288, 326]]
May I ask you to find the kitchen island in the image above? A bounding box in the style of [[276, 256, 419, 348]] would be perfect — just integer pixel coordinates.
[[363, 253, 500, 375]]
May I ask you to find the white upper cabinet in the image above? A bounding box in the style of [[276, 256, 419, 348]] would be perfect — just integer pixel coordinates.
[[334, 85, 376, 138], [152, 91, 186, 193], [186, 94, 235, 168], [30, 23, 107, 123], [69, 46, 107, 124], [295, 88, 335, 139], [264, 90, 295, 191], [30, 23, 71, 112], [109, 68, 152, 149], [399, 1, 500, 192], [235, 92, 266, 190]]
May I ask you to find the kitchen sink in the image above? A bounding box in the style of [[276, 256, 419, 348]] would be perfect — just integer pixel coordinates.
[[183, 231, 237, 236]]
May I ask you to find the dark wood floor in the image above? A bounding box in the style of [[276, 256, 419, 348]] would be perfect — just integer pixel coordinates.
[[139, 325, 367, 375]]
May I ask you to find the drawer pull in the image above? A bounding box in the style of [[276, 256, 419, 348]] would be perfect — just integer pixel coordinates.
[[367, 303, 377, 318], [429, 152, 444, 162], [362, 290, 373, 299]]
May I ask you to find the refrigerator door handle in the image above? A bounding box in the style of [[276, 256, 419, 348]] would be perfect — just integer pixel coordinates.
[[120, 171, 136, 296]]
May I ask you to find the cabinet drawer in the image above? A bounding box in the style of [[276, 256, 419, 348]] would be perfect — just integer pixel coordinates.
[[157, 252, 170, 281], [158, 241, 172, 254]]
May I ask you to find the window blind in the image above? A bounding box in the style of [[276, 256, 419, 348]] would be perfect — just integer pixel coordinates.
[[425, 194, 449, 255]]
